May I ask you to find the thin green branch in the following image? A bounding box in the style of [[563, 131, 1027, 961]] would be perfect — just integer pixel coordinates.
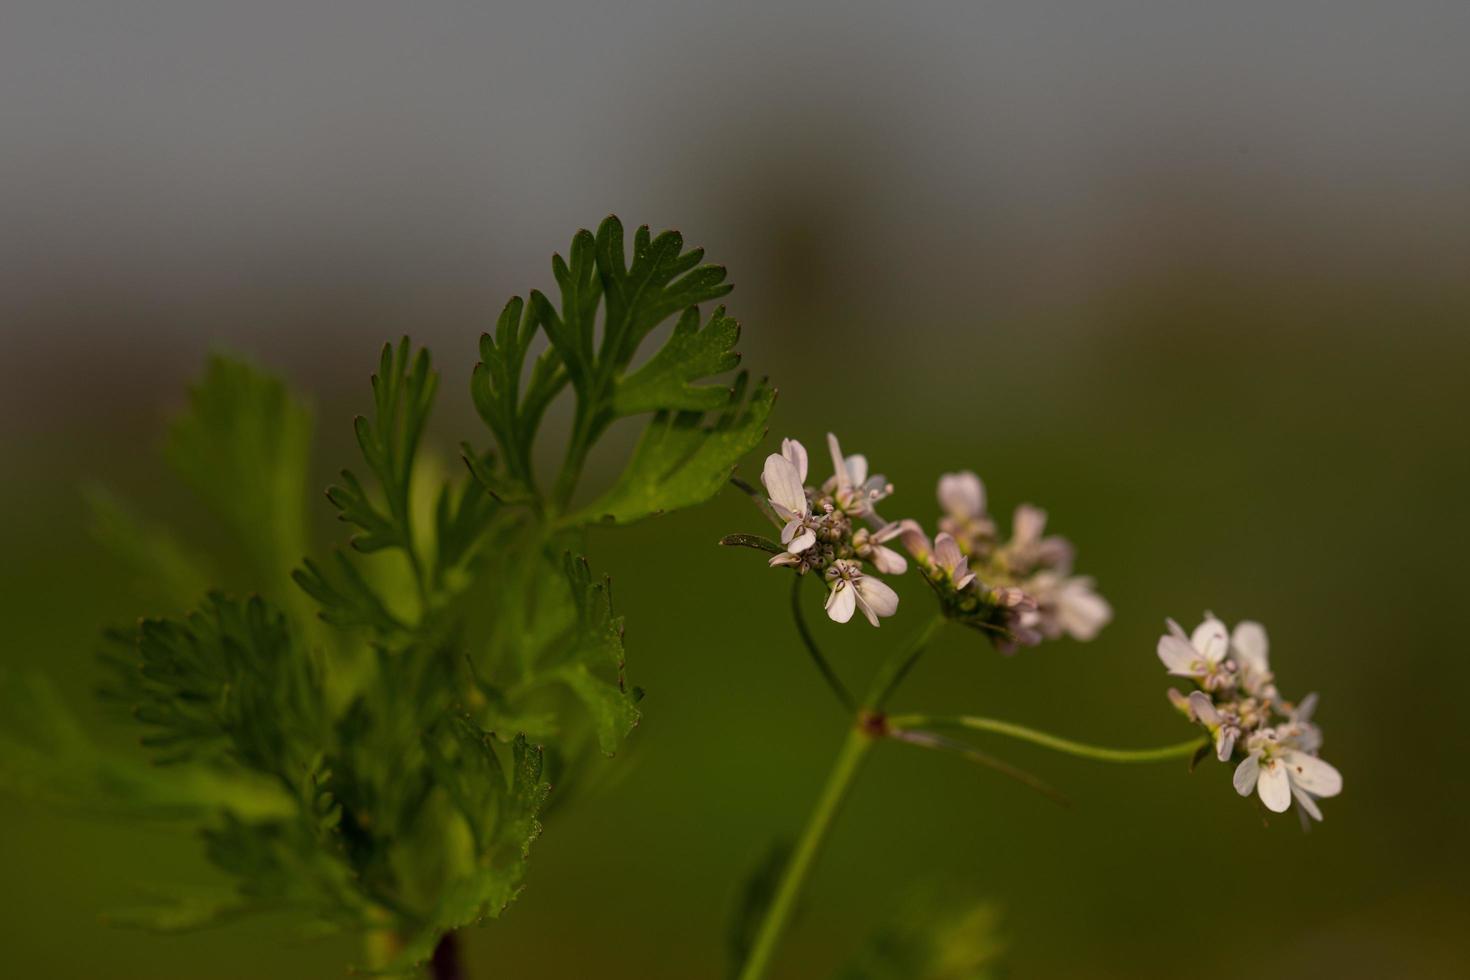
[[886, 714, 1207, 764], [791, 577, 856, 713]]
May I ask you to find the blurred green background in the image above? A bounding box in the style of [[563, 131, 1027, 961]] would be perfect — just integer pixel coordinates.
[[3, 2, 1469, 977]]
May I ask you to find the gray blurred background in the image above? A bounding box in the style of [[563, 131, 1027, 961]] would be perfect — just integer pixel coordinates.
[[3, 2, 1469, 978]]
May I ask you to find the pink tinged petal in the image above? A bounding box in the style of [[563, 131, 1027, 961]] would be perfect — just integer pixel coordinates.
[[1167, 688, 1193, 714], [1191, 616, 1230, 664], [781, 438, 808, 484], [1291, 785, 1324, 821], [870, 545, 908, 576], [899, 521, 933, 561], [826, 433, 851, 494], [1216, 728, 1237, 762], [937, 471, 985, 519], [1165, 618, 1190, 644], [1231, 620, 1270, 673], [1157, 635, 1199, 675], [1058, 579, 1111, 640], [1281, 751, 1342, 797], [768, 552, 801, 567], [953, 565, 975, 590], [872, 521, 906, 544], [787, 528, 816, 554], [934, 533, 964, 573], [1257, 759, 1292, 812], [825, 581, 856, 623], [762, 455, 808, 517], [1188, 691, 1219, 726], [845, 454, 869, 487], [1233, 753, 1262, 795], [1012, 504, 1047, 545]]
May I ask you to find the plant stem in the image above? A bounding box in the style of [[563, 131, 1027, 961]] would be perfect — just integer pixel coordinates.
[[864, 613, 947, 709], [736, 723, 875, 980], [791, 577, 856, 712], [430, 931, 466, 980], [886, 714, 1207, 763]]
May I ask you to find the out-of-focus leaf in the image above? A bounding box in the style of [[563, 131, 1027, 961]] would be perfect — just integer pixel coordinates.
[[726, 840, 792, 979], [836, 889, 1005, 980], [165, 356, 312, 594], [84, 487, 213, 610]]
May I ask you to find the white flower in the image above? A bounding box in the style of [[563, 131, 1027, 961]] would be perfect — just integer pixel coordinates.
[[1187, 691, 1241, 761], [1228, 620, 1278, 701], [823, 559, 900, 627], [823, 433, 892, 518], [762, 438, 816, 558], [1232, 728, 1342, 819], [1027, 571, 1112, 642], [1005, 504, 1075, 574], [936, 471, 997, 553], [852, 522, 908, 575], [1156, 615, 1233, 692]]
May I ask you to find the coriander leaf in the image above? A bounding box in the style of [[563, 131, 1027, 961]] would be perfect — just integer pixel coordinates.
[[551, 554, 640, 755], [134, 593, 323, 779], [384, 733, 549, 974], [567, 373, 776, 526], [84, 487, 214, 611], [613, 305, 743, 416], [836, 890, 1005, 980]]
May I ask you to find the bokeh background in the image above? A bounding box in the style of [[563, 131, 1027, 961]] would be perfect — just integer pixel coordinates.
[[3, 2, 1469, 977]]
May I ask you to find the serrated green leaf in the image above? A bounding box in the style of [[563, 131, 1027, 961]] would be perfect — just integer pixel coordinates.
[[568, 373, 776, 525], [613, 305, 743, 415], [134, 594, 323, 779], [553, 554, 640, 755]]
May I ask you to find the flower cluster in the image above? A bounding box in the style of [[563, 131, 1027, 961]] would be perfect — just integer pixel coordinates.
[[760, 433, 903, 626], [1160, 615, 1342, 821], [900, 472, 1111, 652]]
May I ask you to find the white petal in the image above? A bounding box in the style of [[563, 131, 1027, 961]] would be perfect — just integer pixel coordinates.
[[1057, 579, 1111, 641], [1290, 784, 1324, 821], [768, 552, 800, 567], [1187, 691, 1219, 726], [872, 521, 905, 544], [1294, 692, 1319, 724], [953, 563, 975, 591], [845, 454, 869, 487], [762, 454, 808, 517], [1012, 504, 1047, 545], [787, 528, 816, 554], [1281, 751, 1342, 798], [1233, 752, 1261, 795], [870, 545, 908, 576], [825, 581, 856, 623], [855, 576, 900, 620], [826, 433, 850, 493], [781, 438, 808, 484], [1231, 620, 1270, 673], [937, 471, 984, 519], [1157, 634, 1198, 675], [1257, 760, 1292, 812], [1191, 616, 1229, 664]]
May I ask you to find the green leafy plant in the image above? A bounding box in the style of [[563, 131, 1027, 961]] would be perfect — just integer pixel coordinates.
[[0, 217, 770, 977]]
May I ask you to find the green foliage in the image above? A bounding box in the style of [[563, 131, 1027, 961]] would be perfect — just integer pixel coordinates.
[[727, 841, 792, 979], [166, 355, 313, 595], [0, 217, 768, 976], [468, 215, 769, 517]]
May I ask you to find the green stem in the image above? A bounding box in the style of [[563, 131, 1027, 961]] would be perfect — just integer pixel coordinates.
[[864, 614, 947, 709], [886, 714, 1207, 763], [736, 724, 875, 980]]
